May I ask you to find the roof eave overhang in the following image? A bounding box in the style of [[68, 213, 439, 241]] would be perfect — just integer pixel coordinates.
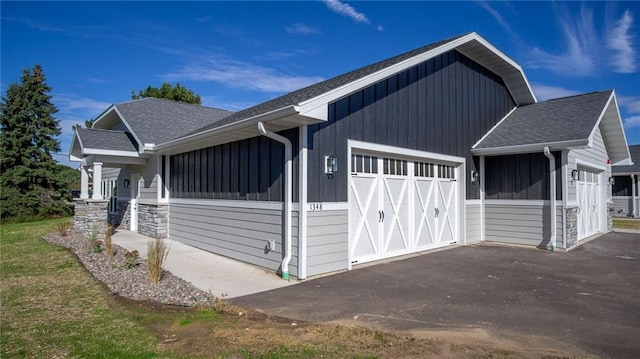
[[612, 171, 640, 176], [297, 32, 536, 113], [154, 105, 323, 155], [591, 91, 632, 166], [472, 139, 590, 156]]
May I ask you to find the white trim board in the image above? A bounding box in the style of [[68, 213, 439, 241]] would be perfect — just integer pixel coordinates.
[[169, 198, 301, 211], [348, 140, 466, 164]]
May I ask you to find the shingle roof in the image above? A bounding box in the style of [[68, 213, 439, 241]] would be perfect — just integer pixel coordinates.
[[185, 33, 469, 136], [115, 98, 233, 144], [76, 128, 138, 152], [474, 90, 613, 149], [613, 144, 640, 174]]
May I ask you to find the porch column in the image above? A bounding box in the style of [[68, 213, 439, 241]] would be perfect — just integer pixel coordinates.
[[80, 166, 89, 199], [92, 162, 103, 200], [633, 174, 638, 218]]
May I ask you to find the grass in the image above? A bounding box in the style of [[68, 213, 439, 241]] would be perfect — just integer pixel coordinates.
[[613, 218, 640, 230], [1, 219, 575, 359], [0, 218, 163, 359]]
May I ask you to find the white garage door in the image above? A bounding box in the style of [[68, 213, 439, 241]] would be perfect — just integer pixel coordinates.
[[576, 171, 601, 240], [349, 153, 458, 266]]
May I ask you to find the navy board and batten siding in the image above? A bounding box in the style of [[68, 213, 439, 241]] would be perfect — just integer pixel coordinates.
[[169, 129, 298, 202], [169, 202, 300, 276], [306, 49, 515, 203], [484, 152, 563, 201]]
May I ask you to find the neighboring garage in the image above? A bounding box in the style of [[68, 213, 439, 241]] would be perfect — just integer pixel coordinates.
[[348, 142, 464, 266], [576, 169, 603, 240]]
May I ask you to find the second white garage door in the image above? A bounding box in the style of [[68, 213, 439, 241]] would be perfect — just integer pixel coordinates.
[[349, 153, 459, 265]]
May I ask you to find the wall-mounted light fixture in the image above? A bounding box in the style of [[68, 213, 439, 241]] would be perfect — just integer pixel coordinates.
[[609, 176, 615, 185], [123, 179, 130, 188], [325, 156, 338, 174], [571, 169, 580, 181], [470, 170, 480, 183]]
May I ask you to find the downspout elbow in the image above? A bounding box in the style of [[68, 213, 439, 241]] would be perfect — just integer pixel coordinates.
[[258, 121, 293, 280], [544, 147, 557, 251]]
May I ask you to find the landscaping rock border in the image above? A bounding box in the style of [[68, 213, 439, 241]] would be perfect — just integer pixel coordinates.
[[43, 232, 217, 307]]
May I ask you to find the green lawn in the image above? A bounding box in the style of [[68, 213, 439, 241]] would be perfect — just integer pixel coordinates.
[[1, 219, 572, 359], [613, 218, 640, 230], [0, 218, 167, 359]]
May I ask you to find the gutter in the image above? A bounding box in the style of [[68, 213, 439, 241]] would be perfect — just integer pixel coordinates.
[[544, 147, 557, 251], [257, 122, 293, 280], [472, 139, 589, 156], [154, 105, 299, 153]]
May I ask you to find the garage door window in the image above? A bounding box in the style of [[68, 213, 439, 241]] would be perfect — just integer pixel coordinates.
[[351, 154, 378, 174], [383, 158, 407, 176]]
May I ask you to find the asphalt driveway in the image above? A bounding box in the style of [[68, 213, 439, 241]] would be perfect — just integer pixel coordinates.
[[231, 232, 640, 358]]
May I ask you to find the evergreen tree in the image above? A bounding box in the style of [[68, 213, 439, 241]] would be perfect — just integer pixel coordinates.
[[0, 65, 75, 221], [131, 82, 202, 105]]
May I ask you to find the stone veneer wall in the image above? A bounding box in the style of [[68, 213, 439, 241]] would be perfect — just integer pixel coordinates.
[[607, 201, 614, 232], [565, 206, 578, 249], [109, 200, 131, 229], [138, 203, 168, 239], [74, 199, 109, 240]]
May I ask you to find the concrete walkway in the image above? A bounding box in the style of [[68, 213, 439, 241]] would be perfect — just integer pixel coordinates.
[[111, 230, 295, 299]]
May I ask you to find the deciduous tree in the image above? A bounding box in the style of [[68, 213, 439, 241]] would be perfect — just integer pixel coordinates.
[[131, 82, 201, 104]]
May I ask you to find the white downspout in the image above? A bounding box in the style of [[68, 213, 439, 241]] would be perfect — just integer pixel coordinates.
[[258, 122, 292, 280], [544, 147, 557, 251]]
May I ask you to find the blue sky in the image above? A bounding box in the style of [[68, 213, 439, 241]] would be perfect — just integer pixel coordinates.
[[2, 1, 639, 167]]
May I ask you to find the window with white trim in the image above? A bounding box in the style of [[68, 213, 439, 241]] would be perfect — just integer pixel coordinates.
[[351, 154, 378, 174], [383, 157, 407, 176]]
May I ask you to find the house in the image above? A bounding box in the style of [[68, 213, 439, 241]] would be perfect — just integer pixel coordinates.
[[612, 144, 640, 217], [70, 32, 631, 280]]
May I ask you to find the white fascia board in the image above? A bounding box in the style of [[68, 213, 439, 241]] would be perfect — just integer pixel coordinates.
[[69, 154, 82, 162], [593, 91, 632, 165], [471, 106, 518, 149], [89, 104, 117, 128], [112, 106, 145, 154], [82, 148, 141, 157], [472, 139, 590, 156], [69, 129, 83, 159], [612, 171, 640, 176], [154, 105, 300, 152], [92, 154, 147, 166], [297, 32, 534, 112]]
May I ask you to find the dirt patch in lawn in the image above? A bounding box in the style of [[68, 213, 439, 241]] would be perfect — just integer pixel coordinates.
[[117, 297, 591, 359]]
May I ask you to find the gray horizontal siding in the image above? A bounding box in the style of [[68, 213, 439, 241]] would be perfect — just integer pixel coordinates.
[[101, 167, 131, 199], [138, 155, 158, 200], [466, 203, 481, 244], [306, 210, 348, 277], [169, 202, 299, 276], [567, 127, 609, 203], [485, 202, 563, 248], [612, 197, 639, 217]]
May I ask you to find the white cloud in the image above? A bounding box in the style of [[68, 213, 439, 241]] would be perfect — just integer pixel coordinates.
[[476, 1, 520, 41], [286, 23, 320, 35], [162, 55, 325, 93], [529, 6, 598, 76], [200, 96, 256, 112], [606, 10, 636, 73], [324, 0, 370, 24], [623, 115, 640, 129], [53, 94, 111, 115], [618, 95, 640, 114], [531, 83, 581, 101]]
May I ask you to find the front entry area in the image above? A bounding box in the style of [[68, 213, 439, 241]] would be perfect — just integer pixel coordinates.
[[348, 147, 461, 266]]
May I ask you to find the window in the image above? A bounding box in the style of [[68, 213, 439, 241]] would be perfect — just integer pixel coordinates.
[[415, 161, 435, 178], [351, 154, 378, 174], [439, 164, 456, 179], [382, 157, 407, 176]]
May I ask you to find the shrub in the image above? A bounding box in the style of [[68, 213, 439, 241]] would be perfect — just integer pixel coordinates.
[[57, 221, 72, 236], [123, 250, 139, 269], [104, 225, 114, 257], [147, 238, 168, 284]]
